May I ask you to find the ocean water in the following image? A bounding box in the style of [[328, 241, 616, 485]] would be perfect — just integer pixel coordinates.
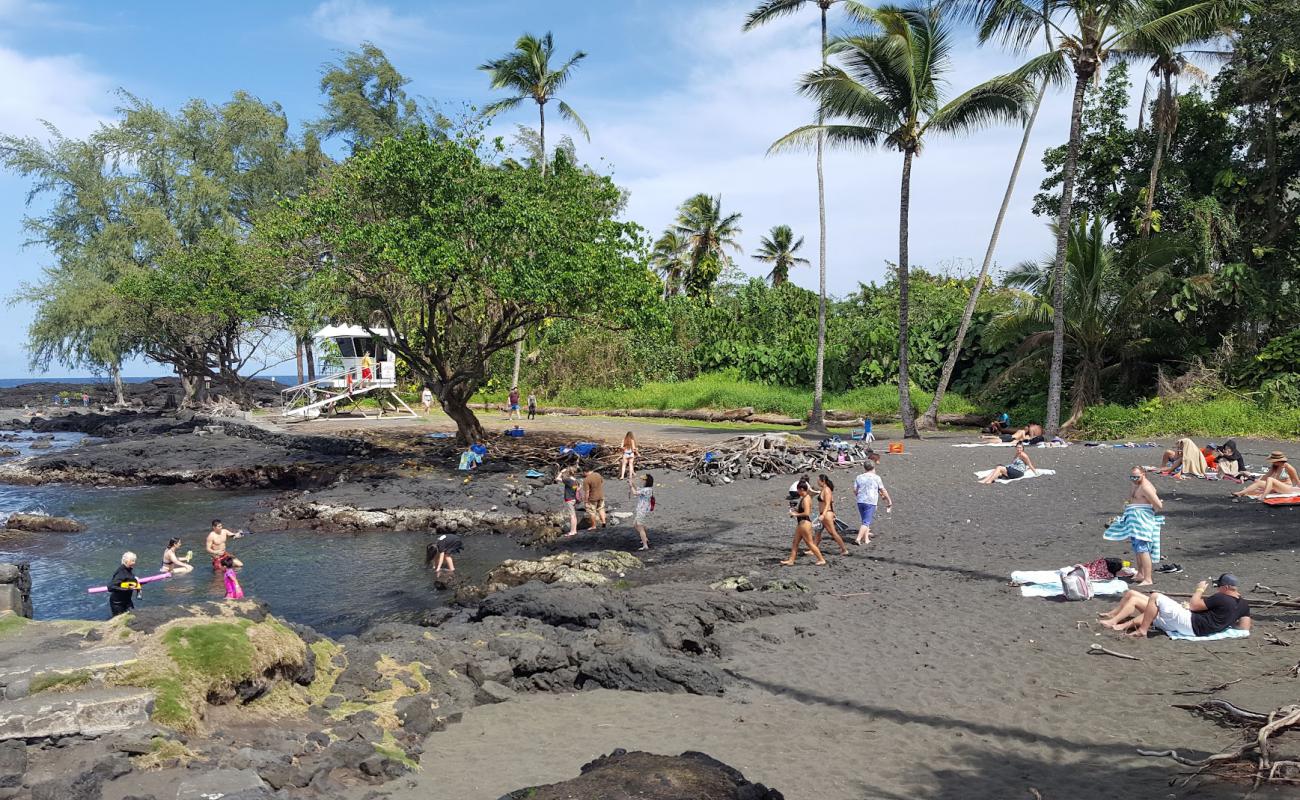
[[0, 376, 298, 388], [0, 432, 525, 636]]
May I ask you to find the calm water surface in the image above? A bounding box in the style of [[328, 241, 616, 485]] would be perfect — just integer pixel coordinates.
[[0, 432, 527, 636]]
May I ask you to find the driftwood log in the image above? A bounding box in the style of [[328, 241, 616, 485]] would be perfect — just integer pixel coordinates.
[[475, 401, 985, 428], [1140, 702, 1300, 787]]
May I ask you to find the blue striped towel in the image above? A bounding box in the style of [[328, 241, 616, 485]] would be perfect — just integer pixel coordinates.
[[1103, 504, 1165, 562], [1165, 627, 1250, 641]]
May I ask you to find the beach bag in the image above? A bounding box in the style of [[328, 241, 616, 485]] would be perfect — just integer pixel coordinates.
[[649, 495, 656, 512], [1060, 565, 1092, 601]]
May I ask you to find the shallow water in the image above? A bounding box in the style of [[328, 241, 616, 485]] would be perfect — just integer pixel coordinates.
[[0, 433, 528, 636]]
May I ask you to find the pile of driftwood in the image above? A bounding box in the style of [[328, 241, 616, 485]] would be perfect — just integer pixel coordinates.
[[1141, 700, 1300, 787], [690, 433, 875, 484], [466, 432, 700, 475]]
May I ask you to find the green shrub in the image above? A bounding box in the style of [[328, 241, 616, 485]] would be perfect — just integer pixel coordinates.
[[1078, 397, 1300, 440]]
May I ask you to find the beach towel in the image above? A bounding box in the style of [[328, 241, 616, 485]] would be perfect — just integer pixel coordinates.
[[952, 441, 1018, 447], [974, 468, 1056, 483], [1176, 438, 1207, 477], [1103, 504, 1164, 562], [1017, 579, 1128, 598], [1163, 627, 1250, 641], [1262, 493, 1300, 506]]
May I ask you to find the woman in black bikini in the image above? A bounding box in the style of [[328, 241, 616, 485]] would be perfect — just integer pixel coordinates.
[[814, 474, 849, 556], [781, 480, 827, 566]]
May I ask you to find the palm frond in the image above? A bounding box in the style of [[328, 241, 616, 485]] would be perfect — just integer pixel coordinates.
[[742, 0, 813, 31], [480, 95, 527, 117], [769, 123, 889, 154], [924, 72, 1033, 137], [556, 100, 590, 141]]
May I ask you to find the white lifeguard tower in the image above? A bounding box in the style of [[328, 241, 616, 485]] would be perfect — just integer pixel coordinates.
[[280, 325, 416, 420]]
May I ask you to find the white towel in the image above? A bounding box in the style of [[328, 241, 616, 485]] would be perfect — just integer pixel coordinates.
[[952, 442, 1017, 447], [1163, 627, 1250, 641], [974, 468, 1056, 484], [1018, 579, 1128, 598]]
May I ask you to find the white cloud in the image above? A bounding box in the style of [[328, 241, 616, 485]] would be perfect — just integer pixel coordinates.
[[0, 46, 113, 140], [309, 0, 430, 49], [560, 1, 1079, 295]]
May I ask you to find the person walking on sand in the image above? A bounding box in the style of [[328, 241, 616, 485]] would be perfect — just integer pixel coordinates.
[[527, 390, 537, 420], [619, 432, 638, 479], [205, 519, 244, 570], [978, 443, 1038, 484], [558, 467, 581, 537], [162, 538, 193, 574], [583, 467, 607, 529], [508, 386, 521, 420], [853, 463, 892, 546], [814, 474, 849, 556], [107, 551, 140, 617], [421, 386, 433, 414], [782, 480, 827, 566], [1103, 467, 1165, 585], [1098, 574, 1250, 638], [629, 473, 654, 551]]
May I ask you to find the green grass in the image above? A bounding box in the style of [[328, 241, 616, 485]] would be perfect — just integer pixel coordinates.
[[0, 613, 28, 638], [1078, 396, 1300, 440], [162, 622, 254, 684], [30, 669, 91, 694], [521, 372, 978, 420]]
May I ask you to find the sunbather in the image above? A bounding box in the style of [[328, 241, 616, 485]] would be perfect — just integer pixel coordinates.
[[1098, 574, 1251, 639], [1233, 451, 1299, 498], [978, 444, 1037, 484], [1158, 438, 1207, 478], [1213, 440, 1245, 477]]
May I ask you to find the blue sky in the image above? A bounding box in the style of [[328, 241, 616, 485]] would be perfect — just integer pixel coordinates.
[[0, 0, 1088, 378]]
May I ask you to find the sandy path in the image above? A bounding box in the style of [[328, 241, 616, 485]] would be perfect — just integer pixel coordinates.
[[368, 433, 1299, 799]]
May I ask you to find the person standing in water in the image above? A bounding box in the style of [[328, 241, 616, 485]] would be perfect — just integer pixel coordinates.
[[629, 473, 654, 551], [220, 555, 244, 599], [108, 552, 140, 617], [815, 474, 849, 556], [782, 480, 827, 566], [205, 520, 244, 570], [1103, 467, 1165, 586], [162, 538, 193, 574], [620, 432, 638, 479], [430, 534, 463, 574]]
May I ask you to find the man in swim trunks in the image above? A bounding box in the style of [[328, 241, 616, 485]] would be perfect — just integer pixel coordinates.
[[205, 519, 243, 570], [582, 467, 607, 529], [1103, 467, 1164, 585], [1098, 573, 1251, 638]]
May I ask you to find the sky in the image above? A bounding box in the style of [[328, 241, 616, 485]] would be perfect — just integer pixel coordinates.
[[0, 0, 1092, 378]]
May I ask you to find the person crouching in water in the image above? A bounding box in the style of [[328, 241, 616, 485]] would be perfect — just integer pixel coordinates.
[[162, 538, 193, 574], [782, 480, 826, 566], [1102, 467, 1165, 585], [430, 533, 463, 574], [220, 555, 244, 600], [108, 551, 140, 617]]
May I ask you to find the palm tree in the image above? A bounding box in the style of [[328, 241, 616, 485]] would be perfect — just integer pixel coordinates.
[[480, 32, 589, 178], [966, 0, 1244, 433], [651, 229, 691, 299], [744, 0, 848, 430], [480, 31, 589, 388], [1119, 0, 1235, 237], [987, 214, 1180, 424], [674, 194, 743, 298], [918, 14, 1057, 431], [773, 3, 1038, 438], [753, 225, 811, 286]]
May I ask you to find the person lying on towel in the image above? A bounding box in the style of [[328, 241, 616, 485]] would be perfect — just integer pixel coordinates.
[[1097, 573, 1251, 639]]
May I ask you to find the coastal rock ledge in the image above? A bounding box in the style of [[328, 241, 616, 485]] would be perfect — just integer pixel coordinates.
[[502, 749, 784, 800]]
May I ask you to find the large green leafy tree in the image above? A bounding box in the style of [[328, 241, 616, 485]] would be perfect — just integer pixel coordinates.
[[673, 194, 744, 299], [775, 2, 1037, 438], [966, 0, 1243, 434], [753, 225, 810, 286], [271, 133, 655, 443], [744, 0, 851, 430], [311, 42, 430, 153]]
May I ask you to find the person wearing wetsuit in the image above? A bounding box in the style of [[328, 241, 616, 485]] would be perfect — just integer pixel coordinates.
[[108, 551, 140, 617]]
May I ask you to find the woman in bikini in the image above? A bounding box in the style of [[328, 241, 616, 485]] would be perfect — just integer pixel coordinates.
[[619, 432, 638, 479], [814, 474, 849, 556], [1234, 451, 1300, 498], [161, 538, 193, 574], [781, 480, 826, 567], [978, 444, 1037, 484]]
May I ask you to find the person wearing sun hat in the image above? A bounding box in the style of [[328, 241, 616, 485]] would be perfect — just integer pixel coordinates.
[[1233, 450, 1299, 499]]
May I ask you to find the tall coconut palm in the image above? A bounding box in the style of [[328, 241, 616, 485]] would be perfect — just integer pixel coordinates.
[[744, 0, 847, 430], [480, 31, 589, 388], [753, 225, 811, 286], [965, 0, 1244, 433], [1118, 0, 1235, 238], [673, 193, 743, 298], [773, 3, 1038, 438], [919, 6, 1057, 431], [651, 229, 691, 299]]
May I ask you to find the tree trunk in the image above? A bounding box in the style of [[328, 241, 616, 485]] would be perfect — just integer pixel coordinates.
[[179, 373, 198, 408], [109, 362, 126, 406], [919, 76, 1050, 430], [897, 149, 918, 439], [295, 337, 304, 385], [306, 343, 316, 382], [1046, 71, 1090, 436], [510, 338, 523, 392], [809, 7, 829, 433], [1140, 76, 1172, 239], [538, 102, 547, 179], [442, 392, 485, 445]]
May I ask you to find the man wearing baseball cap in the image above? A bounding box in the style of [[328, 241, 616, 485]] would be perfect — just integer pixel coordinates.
[[1099, 573, 1251, 638]]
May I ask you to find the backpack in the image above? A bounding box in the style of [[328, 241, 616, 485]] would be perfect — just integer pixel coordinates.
[[1060, 565, 1092, 601]]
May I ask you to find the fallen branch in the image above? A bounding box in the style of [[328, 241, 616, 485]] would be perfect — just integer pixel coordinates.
[[833, 591, 872, 598], [1143, 703, 1300, 787], [1263, 632, 1292, 647], [1088, 643, 1141, 661]]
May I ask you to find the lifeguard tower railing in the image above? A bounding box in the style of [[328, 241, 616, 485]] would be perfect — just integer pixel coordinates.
[[279, 365, 412, 420]]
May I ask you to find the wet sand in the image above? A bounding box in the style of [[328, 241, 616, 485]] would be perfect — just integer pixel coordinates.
[[382, 432, 1299, 800]]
